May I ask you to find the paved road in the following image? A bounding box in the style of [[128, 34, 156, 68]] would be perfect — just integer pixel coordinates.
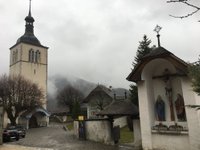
[[7, 125, 135, 150]]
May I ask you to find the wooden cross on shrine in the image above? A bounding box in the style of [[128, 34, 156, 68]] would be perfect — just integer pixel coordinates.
[[153, 68, 175, 121]]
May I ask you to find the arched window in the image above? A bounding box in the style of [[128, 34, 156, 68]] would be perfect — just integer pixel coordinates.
[[15, 49, 18, 62], [35, 50, 41, 63], [31, 51, 34, 62], [12, 51, 16, 64], [29, 49, 34, 62], [29, 49, 32, 62]]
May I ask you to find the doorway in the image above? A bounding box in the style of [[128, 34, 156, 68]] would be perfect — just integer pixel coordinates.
[[29, 116, 38, 128]]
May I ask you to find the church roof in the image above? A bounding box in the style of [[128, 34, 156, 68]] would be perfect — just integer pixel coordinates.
[[16, 33, 41, 46], [127, 46, 189, 82], [10, 0, 48, 49]]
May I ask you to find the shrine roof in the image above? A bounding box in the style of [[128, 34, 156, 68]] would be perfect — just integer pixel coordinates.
[[141, 47, 172, 59], [126, 46, 189, 82]]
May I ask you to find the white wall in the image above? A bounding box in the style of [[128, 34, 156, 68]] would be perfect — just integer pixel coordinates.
[[133, 119, 142, 148], [138, 80, 153, 149], [152, 134, 189, 150], [181, 77, 200, 150]]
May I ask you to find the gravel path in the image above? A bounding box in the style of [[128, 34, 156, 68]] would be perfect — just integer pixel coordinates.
[[5, 126, 134, 150]]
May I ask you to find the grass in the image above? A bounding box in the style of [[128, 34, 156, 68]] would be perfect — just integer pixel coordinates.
[[119, 126, 134, 144], [66, 122, 74, 130]]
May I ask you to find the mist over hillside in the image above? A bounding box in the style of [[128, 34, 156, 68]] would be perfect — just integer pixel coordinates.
[[47, 75, 96, 112], [47, 75, 130, 113]]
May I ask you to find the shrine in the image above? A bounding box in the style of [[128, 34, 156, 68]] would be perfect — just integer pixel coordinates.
[[127, 28, 200, 150]]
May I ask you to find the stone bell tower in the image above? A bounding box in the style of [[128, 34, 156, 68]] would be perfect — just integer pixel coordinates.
[[10, 0, 48, 105], [9, 0, 49, 127]]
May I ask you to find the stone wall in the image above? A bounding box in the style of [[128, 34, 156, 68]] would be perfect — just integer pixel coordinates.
[[74, 119, 113, 144]]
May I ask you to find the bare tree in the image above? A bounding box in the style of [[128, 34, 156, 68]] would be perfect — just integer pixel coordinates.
[[86, 85, 113, 111], [0, 74, 44, 125], [95, 91, 110, 111], [56, 85, 84, 113], [167, 0, 200, 21]]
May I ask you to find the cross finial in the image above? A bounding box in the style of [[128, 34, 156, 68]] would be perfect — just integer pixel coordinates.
[[154, 25, 162, 34], [154, 25, 162, 47]]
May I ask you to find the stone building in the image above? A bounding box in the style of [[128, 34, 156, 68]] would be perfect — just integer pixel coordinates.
[[127, 46, 200, 150], [82, 85, 114, 119], [82, 85, 129, 119], [5, 1, 50, 128]]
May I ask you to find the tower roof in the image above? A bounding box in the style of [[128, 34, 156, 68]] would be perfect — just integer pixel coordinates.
[[16, 0, 42, 47]]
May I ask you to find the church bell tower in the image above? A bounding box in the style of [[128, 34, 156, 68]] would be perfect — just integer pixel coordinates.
[[9, 0, 48, 110]]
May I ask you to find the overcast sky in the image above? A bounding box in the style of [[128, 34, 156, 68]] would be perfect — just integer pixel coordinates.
[[1, 0, 200, 89]]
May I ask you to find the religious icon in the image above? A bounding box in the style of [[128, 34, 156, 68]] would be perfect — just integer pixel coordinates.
[[175, 94, 186, 121], [155, 95, 165, 121], [163, 68, 175, 121]]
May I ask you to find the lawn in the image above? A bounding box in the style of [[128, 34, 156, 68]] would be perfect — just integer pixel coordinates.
[[119, 126, 134, 144], [66, 122, 74, 130]]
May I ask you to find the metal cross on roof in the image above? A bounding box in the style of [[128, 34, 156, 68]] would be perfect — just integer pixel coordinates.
[[154, 25, 162, 47], [154, 25, 162, 34]]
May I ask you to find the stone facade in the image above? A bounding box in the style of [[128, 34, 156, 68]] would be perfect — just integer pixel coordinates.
[[10, 43, 48, 109]]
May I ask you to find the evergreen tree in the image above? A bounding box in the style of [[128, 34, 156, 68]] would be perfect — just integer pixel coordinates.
[[130, 35, 153, 106], [129, 84, 138, 106], [189, 58, 200, 95], [72, 100, 81, 119], [132, 35, 153, 68]]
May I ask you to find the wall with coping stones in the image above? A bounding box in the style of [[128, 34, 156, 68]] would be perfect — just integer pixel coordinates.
[[74, 119, 113, 144], [85, 120, 113, 144]]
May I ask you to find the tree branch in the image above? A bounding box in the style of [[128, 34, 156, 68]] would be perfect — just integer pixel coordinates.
[[169, 9, 199, 19], [167, 0, 200, 21], [167, 0, 200, 10]]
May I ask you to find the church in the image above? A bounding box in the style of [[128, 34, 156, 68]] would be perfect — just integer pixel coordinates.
[[5, 0, 50, 129]]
